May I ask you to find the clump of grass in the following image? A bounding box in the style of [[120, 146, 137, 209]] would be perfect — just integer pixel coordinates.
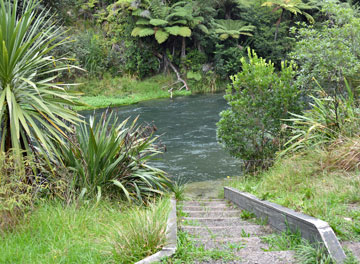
[[325, 137, 360, 171], [295, 241, 334, 264], [240, 210, 256, 220], [171, 176, 188, 201], [261, 224, 302, 251], [112, 197, 171, 263]]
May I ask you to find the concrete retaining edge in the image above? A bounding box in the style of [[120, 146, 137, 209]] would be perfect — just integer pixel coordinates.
[[135, 198, 177, 264], [224, 187, 347, 264]]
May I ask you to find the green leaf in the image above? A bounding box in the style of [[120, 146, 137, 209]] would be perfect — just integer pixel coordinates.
[[138, 27, 155, 37], [177, 27, 191, 37], [149, 19, 168, 26], [155, 29, 169, 44]]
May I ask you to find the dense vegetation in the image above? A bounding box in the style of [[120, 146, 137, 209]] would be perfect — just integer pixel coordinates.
[[1, 0, 360, 262]]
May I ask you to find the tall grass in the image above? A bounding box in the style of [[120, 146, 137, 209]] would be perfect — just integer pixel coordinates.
[[0, 198, 170, 264], [112, 198, 171, 263], [226, 149, 360, 241]]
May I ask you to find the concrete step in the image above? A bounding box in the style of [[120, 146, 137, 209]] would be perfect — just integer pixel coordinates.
[[181, 201, 230, 206], [183, 210, 241, 218], [195, 250, 296, 264], [194, 237, 270, 251], [181, 224, 272, 239], [182, 217, 251, 227], [181, 205, 238, 211]]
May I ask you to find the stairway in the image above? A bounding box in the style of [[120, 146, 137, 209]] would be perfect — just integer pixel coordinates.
[[180, 199, 296, 264]]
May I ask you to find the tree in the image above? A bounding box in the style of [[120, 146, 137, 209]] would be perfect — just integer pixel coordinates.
[[290, 1, 360, 97], [130, 0, 208, 91], [213, 19, 255, 40], [0, 0, 80, 159], [262, 0, 315, 41]]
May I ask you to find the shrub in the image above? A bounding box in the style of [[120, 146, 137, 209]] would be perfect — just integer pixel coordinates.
[[217, 48, 301, 168], [290, 1, 360, 96], [59, 111, 171, 202]]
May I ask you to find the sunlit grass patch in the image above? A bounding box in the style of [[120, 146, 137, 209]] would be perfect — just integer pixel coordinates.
[[73, 74, 191, 111]]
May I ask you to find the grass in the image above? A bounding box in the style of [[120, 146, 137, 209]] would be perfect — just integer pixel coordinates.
[[225, 148, 360, 241], [0, 198, 170, 264], [73, 74, 191, 111]]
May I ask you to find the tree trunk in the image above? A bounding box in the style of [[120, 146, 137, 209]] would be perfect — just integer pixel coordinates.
[[181, 37, 186, 60], [274, 9, 284, 41]]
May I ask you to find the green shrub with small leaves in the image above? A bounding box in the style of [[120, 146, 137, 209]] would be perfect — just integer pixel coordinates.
[[217, 48, 301, 167]]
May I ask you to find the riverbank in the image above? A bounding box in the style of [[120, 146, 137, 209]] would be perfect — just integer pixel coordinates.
[[73, 74, 225, 111], [223, 148, 360, 243]]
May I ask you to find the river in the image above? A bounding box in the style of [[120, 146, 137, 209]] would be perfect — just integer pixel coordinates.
[[82, 93, 243, 183]]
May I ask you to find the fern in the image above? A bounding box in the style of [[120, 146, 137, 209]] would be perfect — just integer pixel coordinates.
[[136, 18, 150, 25], [138, 28, 155, 37], [149, 19, 168, 26], [131, 27, 143, 37], [178, 27, 191, 37], [155, 29, 169, 44]]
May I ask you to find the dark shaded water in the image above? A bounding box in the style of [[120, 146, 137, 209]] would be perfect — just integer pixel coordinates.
[[83, 93, 243, 183]]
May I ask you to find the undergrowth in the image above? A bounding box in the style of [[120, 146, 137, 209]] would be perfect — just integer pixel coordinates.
[[0, 198, 170, 264]]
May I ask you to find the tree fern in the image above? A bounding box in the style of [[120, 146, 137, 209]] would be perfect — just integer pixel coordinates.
[[149, 18, 168, 26], [155, 29, 169, 43]]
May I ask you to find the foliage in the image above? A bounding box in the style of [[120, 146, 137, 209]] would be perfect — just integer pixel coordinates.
[[59, 111, 171, 202], [217, 49, 301, 166], [0, 0, 81, 159], [213, 44, 245, 77], [226, 150, 360, 241], [0, 198, 171, 263], [261, 223, 302, 251], [71, 30, 109, 76], [237, 0, 295, 66], [281, 82, 360, 155], [112, 197, 170, 263], [290, 1, 360, 96], [130, 0, 203, 44], [212, 19, 255, 40], [295, 241, 334, 264], [0, 153, 36, 232]]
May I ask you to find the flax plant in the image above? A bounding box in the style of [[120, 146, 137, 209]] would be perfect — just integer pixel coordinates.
[[60, 112, 171, 202], [0, 0, 81, 159]]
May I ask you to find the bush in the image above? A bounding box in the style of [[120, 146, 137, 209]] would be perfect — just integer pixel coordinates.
[[0, 153, 37, 232], [217, 49, 301, 168], [60, 112, 171, 202], [290, 1, 360, 96]]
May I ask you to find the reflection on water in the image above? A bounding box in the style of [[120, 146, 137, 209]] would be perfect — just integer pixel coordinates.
[[82, 93, 243, 183]]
